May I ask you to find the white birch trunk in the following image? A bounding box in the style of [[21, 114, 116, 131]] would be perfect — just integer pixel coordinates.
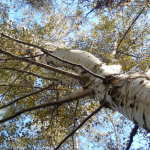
[[92, 73, 150, 131], [40, 49, 150, 132], [107, 73, 150, 131]]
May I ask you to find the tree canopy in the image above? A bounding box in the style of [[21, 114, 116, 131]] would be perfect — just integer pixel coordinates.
[[0, 0, 150, 149]]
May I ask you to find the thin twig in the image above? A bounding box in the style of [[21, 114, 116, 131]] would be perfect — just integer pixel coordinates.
[[0, 84, 54, 109], [0, 48, 80, 80], [54, 105, 103, 150], [0, 64, 31, 102], [0, 67, 59, 81], [72, 100, 80, 149], [0, 84, 42, 88], [126, 124, 138, 150], [0, 89, 93, 124], [1, 33, 55, 52], [116, 7, 145, 54], [0, 54, 44, 62]]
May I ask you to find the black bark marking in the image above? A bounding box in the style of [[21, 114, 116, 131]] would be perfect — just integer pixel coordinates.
[[130, 103, 134, 108], [111, 97, 118, 106], [134, 95, 136, 100], [139, 80, 144, 85], [121, 101, 124, 107], [108, 89, 112, 95], [143, 112, 148, 130], [133, 119, 138, 125], [135, 105, 138, 111], [120, 102, 124, 107]]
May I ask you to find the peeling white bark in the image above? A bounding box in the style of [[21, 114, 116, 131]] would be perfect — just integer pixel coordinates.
[[92, 73, 150, 132], [108, 74, 150, 131], [98, 64, 122, 75], [41, 49, 122, 75], [45, 49, 102, 73], [39, 49, 150, 131]]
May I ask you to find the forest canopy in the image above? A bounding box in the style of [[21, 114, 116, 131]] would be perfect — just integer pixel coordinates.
[[0, 0, 150, 150]]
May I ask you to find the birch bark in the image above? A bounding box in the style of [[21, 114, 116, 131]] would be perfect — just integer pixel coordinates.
[[44, 49, 150, 132]]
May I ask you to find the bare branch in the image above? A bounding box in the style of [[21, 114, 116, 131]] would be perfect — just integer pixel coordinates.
[[0, 84, 42, 89], [116, 7, 145, 55], [1, 33, 55, 52], [0, 64, 31, 102], [0, 84, 54, 109], [0, 48, 80, 80], [126, 124, 139, 150], [0, 67, 59, 81], [54, 105, 103, 150], [0, 89, 93, 124], [0, 54, 44, 63], [0, 54, 44, 62]]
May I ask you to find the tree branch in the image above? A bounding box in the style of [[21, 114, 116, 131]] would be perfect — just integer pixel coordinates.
[[0, 89, 93, 124], [0, 67, 59, 81], [126, 124, 139, 150], [0, 64, 31, 102], [0, 48, 80, 80], [0, 84, 55, 109], [54, 105, 103, 150], [0, 84, 42, 89], [116, 7, 145, 54], [1, 33, 55, 52], [0, 54, 44, 62]]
